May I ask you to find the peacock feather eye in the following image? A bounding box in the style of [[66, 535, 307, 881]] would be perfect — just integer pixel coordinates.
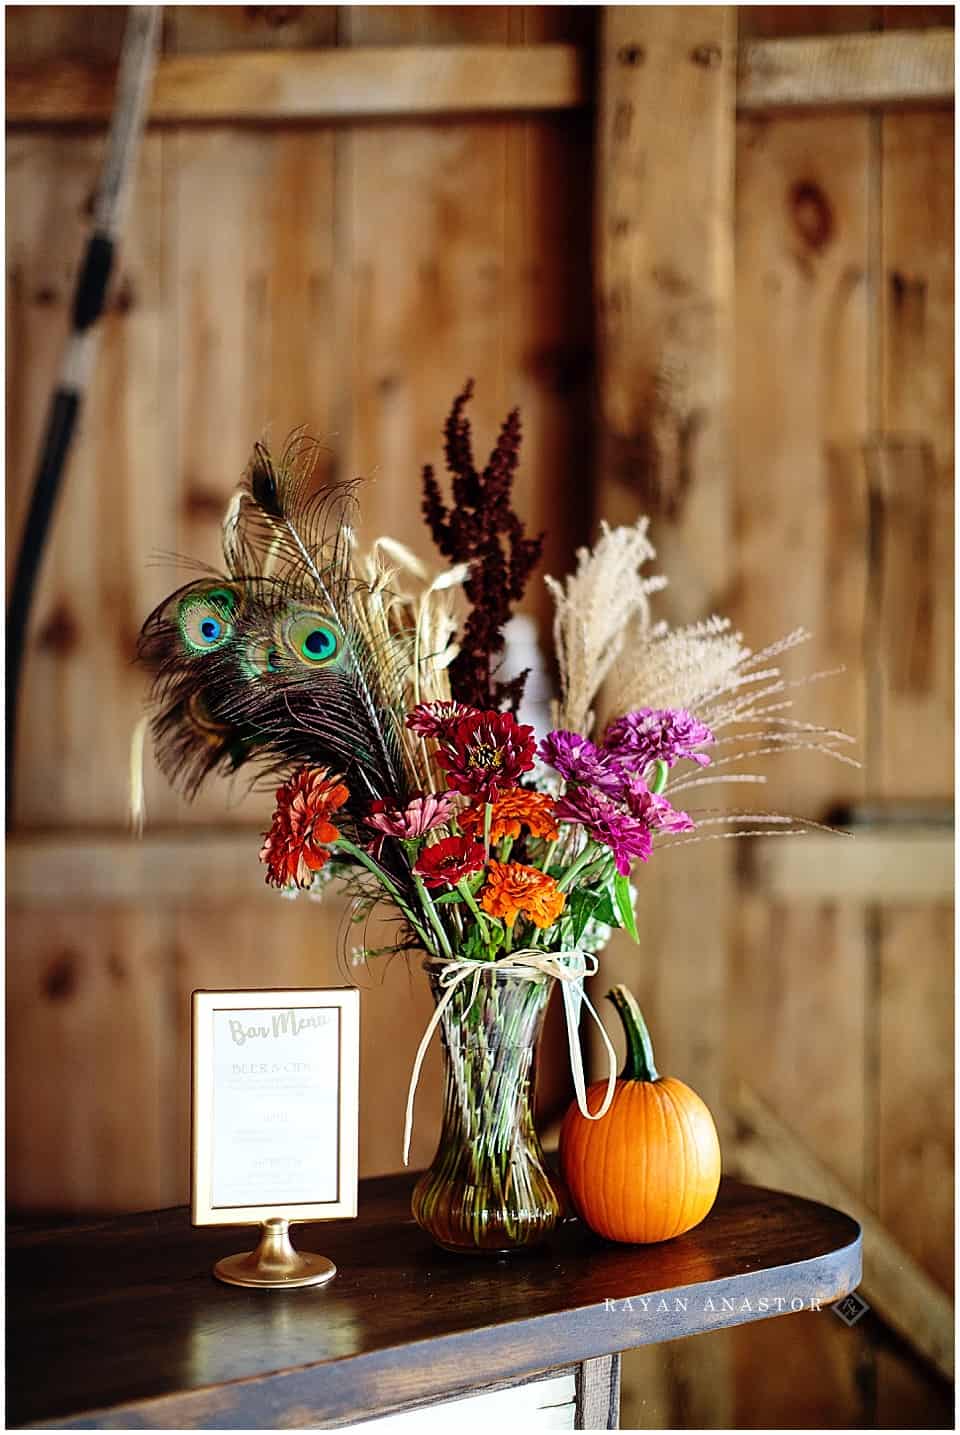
[[186, 690, 233, 741], [240, 636, 282, 680], [284, 611, 342, 667], [177, 587, 239, 654]]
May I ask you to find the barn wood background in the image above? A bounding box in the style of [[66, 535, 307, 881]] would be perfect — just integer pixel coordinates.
[[5, 5, 954, 1429]]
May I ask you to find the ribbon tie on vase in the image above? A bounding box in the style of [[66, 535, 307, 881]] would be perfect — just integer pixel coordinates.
[[402, 949, 618, 1166]]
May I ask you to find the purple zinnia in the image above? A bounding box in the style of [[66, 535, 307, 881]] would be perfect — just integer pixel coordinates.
[[603, 707, 715, 771], [555, 788, 653, 875], [620, 773, 696, 834], [538, 730, 625, 795]]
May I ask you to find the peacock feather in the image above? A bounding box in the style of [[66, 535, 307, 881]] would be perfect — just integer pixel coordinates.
[[136, 438, 423, 815]]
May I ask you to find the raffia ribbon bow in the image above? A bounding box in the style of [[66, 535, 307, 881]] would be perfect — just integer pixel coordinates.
[[402, 949, 618, 1166]]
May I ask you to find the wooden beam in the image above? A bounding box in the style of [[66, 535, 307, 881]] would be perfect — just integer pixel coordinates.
[[746, 830, 954, 901], [7, 30, 953, 126], [595, 4, 736, 601], [7, 831, 285, 905], [5, 44, 587, 123], [733, 1082, 954, 1381], [591, 43, 738, 1435], [738, 28, 954, 111], [26, 822, 950, 904]]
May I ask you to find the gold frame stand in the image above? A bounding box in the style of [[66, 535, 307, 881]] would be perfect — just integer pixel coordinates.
[[213, 1217, 337, 1289]]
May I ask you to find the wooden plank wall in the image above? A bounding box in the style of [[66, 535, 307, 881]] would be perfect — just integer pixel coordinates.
[[6, 3, 595, 1195], [594, 5, 953, 1428], [6, 5, 954, 1428]]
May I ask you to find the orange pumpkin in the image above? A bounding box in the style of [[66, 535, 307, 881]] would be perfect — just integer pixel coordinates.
[[560, 985, 721, 1243]]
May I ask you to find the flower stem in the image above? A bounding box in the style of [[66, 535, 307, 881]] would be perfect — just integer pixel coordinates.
[[333, 837, 436, 953], [457, 878, 491, 942], [483, 801, 493, 859], [413, 872, 454, 959], [539, 838, 558, 875], [556, 842, 600, 893], [649, 759, 669, 795]]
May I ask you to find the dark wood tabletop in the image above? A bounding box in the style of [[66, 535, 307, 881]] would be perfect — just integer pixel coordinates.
[[7, 1172, 861, 1429]]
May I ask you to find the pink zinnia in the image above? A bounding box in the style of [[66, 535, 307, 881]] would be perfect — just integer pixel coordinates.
[[365, 792, 456, 857]]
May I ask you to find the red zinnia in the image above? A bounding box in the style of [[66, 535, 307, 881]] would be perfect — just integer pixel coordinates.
[[260, 766, 349, 889], [414, 834, 486, 889], [436, 710, 536, 801]]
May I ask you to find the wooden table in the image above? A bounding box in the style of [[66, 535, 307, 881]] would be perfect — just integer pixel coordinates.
[[7, 1172, 861, 1430]]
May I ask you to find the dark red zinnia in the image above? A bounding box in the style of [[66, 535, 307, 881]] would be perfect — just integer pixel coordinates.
[[414, 834, 486, 889], [405, 700, 476, 742], [436, 710, 536, 801]]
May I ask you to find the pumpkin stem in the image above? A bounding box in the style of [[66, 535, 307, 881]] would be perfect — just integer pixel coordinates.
[[606, 985, 659, 1082]]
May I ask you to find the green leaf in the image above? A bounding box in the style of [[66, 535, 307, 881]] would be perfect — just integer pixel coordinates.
[[614, 872, 639, 943], [591, 887, 619, 928], [462, 924, 487, 960], [484, 914, 505, 940], [432, 890, 464, 906], [568, 888, 600, 945]]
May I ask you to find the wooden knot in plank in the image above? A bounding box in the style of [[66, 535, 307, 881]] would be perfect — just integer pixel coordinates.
[[183, 486, 227, 522], [245, 5, 303, 27], [43, 952, 78, 1002], [789, 180, 834, 252], [691, 43, 723, 69], [37, 600, 79, 654]]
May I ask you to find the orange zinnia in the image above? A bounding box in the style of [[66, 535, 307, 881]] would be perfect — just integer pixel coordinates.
[[260, 766, 349, 889], [461, 789, 559, 844], [480, 860, 566, 930]]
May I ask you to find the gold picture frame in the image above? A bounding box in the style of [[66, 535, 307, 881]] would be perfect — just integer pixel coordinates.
[[191, 987, 359, 1287]]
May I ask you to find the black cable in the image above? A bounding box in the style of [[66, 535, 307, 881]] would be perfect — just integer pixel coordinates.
[[5, 234, 115, 818], [6, 389, 81, 804], [5, 6, 160, 825]]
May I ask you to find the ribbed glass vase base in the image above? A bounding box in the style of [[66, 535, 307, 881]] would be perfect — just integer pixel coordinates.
[[411, 957, 561, 1255]]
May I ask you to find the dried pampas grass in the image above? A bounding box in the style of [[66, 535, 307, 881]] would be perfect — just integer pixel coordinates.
[[547, 519, 858, 841], [546, 518, 666, 737], [599, 615, 750, 727], [600, 619, 858, 790]]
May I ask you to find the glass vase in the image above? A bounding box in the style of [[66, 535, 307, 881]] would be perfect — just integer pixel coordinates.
[[411, 957, 561, 1254]]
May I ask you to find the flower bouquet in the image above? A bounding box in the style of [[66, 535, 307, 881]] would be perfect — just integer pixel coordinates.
[[135, 384, 853, 1253]]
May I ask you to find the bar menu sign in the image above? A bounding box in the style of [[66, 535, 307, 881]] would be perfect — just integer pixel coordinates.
[[192, 988, 360, 1225]]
